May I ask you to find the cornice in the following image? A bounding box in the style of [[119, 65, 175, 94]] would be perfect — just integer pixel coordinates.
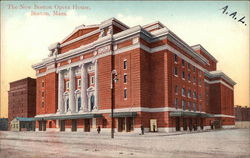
[[192, 44, 218, 63], [204, 70, 236, 86]]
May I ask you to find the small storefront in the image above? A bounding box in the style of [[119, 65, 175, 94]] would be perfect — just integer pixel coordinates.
[[11, 117, 35, 131]]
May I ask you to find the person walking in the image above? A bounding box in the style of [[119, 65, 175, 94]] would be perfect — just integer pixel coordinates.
[[140, 125, 144, 135], [97, 126, 101, 134]]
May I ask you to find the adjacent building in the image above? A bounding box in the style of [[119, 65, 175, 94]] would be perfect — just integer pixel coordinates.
[[234, 106, 250, 128], [8, 77, 36, 129], [32, 18, 236, 133]]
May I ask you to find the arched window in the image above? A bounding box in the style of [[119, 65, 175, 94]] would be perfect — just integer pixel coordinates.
[[78, 97, 81, 112], [90, 95, 95, 111], [66, 98, 69, 111]]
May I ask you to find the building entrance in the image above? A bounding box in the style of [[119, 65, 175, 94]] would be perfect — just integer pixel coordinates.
[[84, 119, 90, 132], [60, 120, 65, 131], [118, 118, 125, 132], [175, 117, 180, 131], [126, 117, 134, 132], [72, 120, 77, 132]]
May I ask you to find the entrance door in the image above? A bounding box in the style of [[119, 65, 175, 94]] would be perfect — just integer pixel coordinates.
[[42, 121, 46, 131], [126, 117, 134, 132], [60, 120, 65, 131], [39, 121, 42, 131], [176, 117, 180, 131], [200, 118, 204, 130], [84, 119, 90, 132], [150, 119, 158, 132], [189, 119, 193, 131], [118, 118, 125, 132], [72, 120, 77, 132], [183, 118, 187, 131]]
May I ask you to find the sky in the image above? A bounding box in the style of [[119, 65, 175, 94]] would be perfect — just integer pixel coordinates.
[[0, 1, 249, 117]]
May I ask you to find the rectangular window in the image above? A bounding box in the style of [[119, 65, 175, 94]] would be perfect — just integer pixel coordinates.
[[42, 91, 44, 97], [174, 54, 178, 62], [175, 98, 178, 109], [78, 79, 81, 88], [41, 101, 44, 108], [182, 88, 186, 96], [123, 60, 127, 70], [193, 66, 196, 72], [124, 74, 127, 83], [199, 93, 202, 100], [91, 76, 94, 84], [199, 79, 202, 86], [175, 85, 178, 94], [182, 59, 185, 67], [42, 81, 45, 87], [188, 73, 191, 81], [182, 71, 185, 79], [188, 102, 192, 111], [174, 67, 178, 76], [188, 63, 191, 70], [182, 100, 186, 110], [124, 88, 127, 99], [193, 91, 197, 99], [193, 76, 196, 83], [188, 90, 191, 98], [66, 81, 69, 90], [193, 103, 197, 112]]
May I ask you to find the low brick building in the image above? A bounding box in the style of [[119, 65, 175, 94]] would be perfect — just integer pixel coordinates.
[[8, 77, 36, 129], [32, 18, 236, 133]]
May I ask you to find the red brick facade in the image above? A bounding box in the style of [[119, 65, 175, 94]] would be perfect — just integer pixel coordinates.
[[32, 18, 236, 133], [8, 77, 36, 128]]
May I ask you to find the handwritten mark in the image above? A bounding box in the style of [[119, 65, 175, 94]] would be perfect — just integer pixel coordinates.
[[221, 5, 247, 26]]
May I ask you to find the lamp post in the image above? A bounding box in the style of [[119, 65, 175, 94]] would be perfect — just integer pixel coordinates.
[[111, 69, 118, 139]]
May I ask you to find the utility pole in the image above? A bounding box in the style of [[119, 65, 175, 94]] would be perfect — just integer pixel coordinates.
[[111, 68, 117, 139]]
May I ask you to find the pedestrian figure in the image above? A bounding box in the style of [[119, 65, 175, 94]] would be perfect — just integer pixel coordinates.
[[97, 126, 101, 134], [140, 125, 144, 135], [153, 125, 156, 132]]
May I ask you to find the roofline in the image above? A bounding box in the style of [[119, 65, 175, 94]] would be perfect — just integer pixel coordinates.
[[9, 77, 36, 84], [191, 44, 218, 62], [205, 70, 236, 86]]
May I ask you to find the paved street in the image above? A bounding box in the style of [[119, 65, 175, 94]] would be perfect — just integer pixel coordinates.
[[0, 129, 249, 158]]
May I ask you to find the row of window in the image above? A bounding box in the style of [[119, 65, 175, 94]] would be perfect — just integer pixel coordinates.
[[174, 67, 203, 85], [175, 86, 202, 100], [123, 59, 128, 99], [174, 98, 202, 112], [174, 54, 198, 72]]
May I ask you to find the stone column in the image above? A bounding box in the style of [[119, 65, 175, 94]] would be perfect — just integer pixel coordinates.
[[57, 70, 64, 114], [80, 64, 88, 112], [94, 60, 98, 110], [69, 67, 76, 113]]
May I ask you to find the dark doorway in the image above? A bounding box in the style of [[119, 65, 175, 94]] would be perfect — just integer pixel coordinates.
[[42, 121, 46, 131], [183, 118, 187, 131], [84, 119, 90, 132], [60, 120, 65, 132], [189, 119, 193, 131], [118, 118, 125, 132], [72, 120, 77, 132], [176, 117, 180, 131], [39, 121, 42, 131], [200, 118, 204, 130], [126, 117, 134, 132]]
